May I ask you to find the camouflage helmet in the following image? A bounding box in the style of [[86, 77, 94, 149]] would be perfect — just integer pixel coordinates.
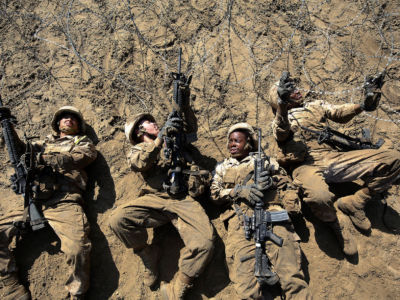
[[51, 106, 86, 134], [125, 113, 156, 145], [268, 81, 280, 113], [227, 122, 259, 150]]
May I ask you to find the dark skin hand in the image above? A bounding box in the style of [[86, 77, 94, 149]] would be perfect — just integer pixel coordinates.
[[228, 131, 250, 161]]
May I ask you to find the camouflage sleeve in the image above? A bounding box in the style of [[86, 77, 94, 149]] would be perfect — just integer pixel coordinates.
[[322, 102, 360, 123], [41, 136, 97, 171], [210, 162, 233, 205], [272, 113, 291, 142], [127, 141, 161, 172], [69, 137, 97, 168], [45, 136, 97, 171]]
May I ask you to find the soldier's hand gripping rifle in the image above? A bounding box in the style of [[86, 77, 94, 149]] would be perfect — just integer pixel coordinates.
[[163, 48, 192, 197], [242, 128, 289, 286], [0, 96, 46, 232]]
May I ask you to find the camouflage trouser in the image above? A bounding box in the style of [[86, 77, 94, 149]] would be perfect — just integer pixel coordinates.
[[225, 214, 312, 300], [0, 194, 91, 296], [293, 148, 400, 222], [108, 192, 214, 278]]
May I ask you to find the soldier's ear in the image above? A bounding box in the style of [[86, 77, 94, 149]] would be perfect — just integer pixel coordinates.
[[244, 140, 253, 151]]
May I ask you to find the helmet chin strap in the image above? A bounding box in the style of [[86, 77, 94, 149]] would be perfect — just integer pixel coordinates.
[[145, 133, 157, 139], [59, 125, 79, 135]]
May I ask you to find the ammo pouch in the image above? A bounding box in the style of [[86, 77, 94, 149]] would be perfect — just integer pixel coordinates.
[[32, 165, 57, 200]]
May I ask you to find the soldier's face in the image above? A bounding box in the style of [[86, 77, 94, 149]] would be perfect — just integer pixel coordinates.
[[288, 89, 303, 108], [228, 131, 249, 159], [140, 119, 159, 136], [59, 113, 79, 135]]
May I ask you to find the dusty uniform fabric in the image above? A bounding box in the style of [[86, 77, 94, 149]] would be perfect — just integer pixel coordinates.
[[269, 83, 307, 169], [210, 156, 311, 300], [109, 139, 214, 279], [0, 134, 97, 296], [273, 100, 400, 222]]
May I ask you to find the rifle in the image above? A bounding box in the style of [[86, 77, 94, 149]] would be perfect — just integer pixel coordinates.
[[315, 126, 384, 150], [242, 128, 289, 286], [163, 48, 192, 197], [0, 96, 46, 232]]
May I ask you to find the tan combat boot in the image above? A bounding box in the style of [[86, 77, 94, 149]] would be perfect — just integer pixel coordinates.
[[160, 272, 193, 300], [0, 273, 31, 300], [136, 244, 160, 287], [327, 209, 358, 256], [337, 188, 372, 231]]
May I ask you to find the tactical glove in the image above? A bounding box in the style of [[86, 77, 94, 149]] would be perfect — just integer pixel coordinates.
[[256, 170, 273, 191], [231, 183, 264, 206], [361, 72, 385, 112], [361, 91, 381, 112], [277, 71, 295, 104], [0, 106, 12, 121], [157, 115, 182, 139]]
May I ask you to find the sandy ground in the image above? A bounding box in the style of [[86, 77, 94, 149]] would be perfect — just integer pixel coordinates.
[[0, 0, 400, 299]]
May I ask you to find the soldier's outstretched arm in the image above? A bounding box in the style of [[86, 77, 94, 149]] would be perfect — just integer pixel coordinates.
[[272, 111, 292, 142], [324, 72, 384, 123], [323, 102, 363, 124]]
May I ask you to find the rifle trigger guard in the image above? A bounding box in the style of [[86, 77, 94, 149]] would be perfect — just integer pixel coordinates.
[[318, 127, 330, 144]]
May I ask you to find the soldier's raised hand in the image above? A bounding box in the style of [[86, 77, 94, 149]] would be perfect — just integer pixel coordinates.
[[361, 72, 385, 112], [158, 114, 182, 139], [0, 106, 12, 121], [277, 71, 295, 103]]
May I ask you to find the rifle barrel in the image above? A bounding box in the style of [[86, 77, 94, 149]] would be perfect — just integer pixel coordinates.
[[177, 48, 182, 75]]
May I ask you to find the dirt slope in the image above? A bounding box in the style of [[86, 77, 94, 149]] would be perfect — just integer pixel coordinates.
[[0, 0, 400, 299]]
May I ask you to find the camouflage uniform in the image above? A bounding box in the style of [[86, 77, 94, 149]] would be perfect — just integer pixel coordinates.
[[0, 133, 97, 298], [211, 152, 311, 299], [271, 98, 400, 222], [109, 106, 214, 284]]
